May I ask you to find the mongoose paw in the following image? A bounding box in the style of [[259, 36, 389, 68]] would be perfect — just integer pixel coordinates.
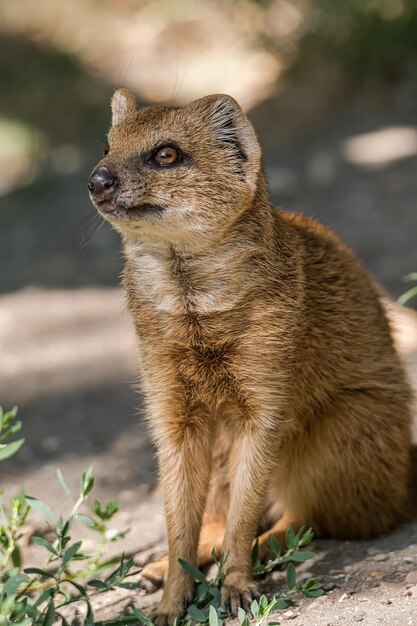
[[141, 555, 169, 588], [151, 610, 180, 626], [151, 610, 181, 626], [151, 593, 192, 626], [221, 579, 260, 616]]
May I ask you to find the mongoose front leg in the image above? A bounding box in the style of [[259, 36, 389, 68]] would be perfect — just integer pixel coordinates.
[[142, 518, 225, 586], [150, 402, 213, 626], [221, 424, 278, 615]]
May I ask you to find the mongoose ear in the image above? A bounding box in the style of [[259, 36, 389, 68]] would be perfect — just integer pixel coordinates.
[[111, 88, 138, 127], [188, 94, 261, 171]]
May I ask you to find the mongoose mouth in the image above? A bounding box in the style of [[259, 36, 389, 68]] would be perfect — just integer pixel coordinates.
[[96, 200, 166, 220]]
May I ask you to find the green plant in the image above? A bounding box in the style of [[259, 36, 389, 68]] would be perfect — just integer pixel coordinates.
[[398, 273, 417, 306], [0, 407, 24, 462], [0, 459, 139, 626], [131, 527, 323, 626]]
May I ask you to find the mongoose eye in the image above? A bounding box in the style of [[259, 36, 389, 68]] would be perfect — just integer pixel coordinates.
[[152, 145, 181, 167]]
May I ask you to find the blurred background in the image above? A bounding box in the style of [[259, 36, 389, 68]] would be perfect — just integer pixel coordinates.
[[1, 0, 417, 553]]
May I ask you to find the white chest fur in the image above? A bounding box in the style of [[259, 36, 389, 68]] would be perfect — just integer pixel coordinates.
[[125, 242, 243, 314]]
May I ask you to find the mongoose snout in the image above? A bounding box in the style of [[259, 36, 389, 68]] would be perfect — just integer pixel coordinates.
[[88, 164, 118, 200]]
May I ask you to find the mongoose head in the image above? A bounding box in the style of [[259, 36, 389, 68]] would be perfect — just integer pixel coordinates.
[[88, 88, 262, 248]]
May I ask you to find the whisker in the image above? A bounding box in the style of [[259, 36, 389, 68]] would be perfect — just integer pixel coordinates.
[[169, 37, 180, 106], [119, 48, 141, 90], [173, 54, 188, 104], [80, 215, 105, 252], [73, 213, 106, 285]]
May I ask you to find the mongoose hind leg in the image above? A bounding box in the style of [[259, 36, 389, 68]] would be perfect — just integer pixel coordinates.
[[277, 391, 411, 541], [257, 514, 303, 561]]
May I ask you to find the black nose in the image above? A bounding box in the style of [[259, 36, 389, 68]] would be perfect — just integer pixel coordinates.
[[88, 165, 118, 197]]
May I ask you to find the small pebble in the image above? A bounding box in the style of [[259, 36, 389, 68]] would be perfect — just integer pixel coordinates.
[[338, 593, 349, 602], [380, 598, 392, 605], [405, 570, 417, 584], [354, 612, 365, 622], [403, 556, 414, 563], [374, 553, 388, 562], [366, 547, 380, 556]]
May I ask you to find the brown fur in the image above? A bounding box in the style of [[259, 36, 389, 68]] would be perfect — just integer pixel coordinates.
[[89, 88, 415, 624]]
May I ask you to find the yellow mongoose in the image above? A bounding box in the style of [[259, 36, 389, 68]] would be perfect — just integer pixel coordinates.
[[88, 88, 414, 625]]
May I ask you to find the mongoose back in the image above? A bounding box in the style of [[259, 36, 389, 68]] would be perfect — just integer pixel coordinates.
[[88, 89, 414, 625]]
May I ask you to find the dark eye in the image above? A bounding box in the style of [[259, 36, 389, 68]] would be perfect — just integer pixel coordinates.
[[103, 142, 110, 156], [152, 145, 181, 167]]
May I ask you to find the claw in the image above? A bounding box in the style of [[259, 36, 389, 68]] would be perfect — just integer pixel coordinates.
[[221, 580, 259, 616]]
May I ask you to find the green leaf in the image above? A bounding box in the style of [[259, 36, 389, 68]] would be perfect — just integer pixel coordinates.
[[85, 601, 95, 626], [4, 572, 27, 596], [117, 581, 142, 590], [267, 533, 281, 557], [286, 563, 296, 590], [304, 588, 325, 597], [42, 599, 56, 626], [77, 513, 103, 531], [130, 606, 155, 626], [93, 499, 119, 520], [0, 421, 22, 442], [298, 527, 314, 547], [0, 406, 18, 428], [178, 558, 208, 583], [88, 578, 109, 589], [250, 599, 260, 618], [32, 536, 59, 556], [209, 604, 220, 626], [285, 526, 296, 550], [33, 588, 54, 608], [187, 604, 207, 622], [56, 469, 74, 503], [62, 540, 82, 567], [81, 467, 94, 497], [11, 544, 22, 568], [25, 497, 58, 524], [270, 597, 290, 610], [237, 607, 247, 624], [286, 551, 315, 562], [303, 577, 319, 590], [24, 567, 56, 579], [239, 615, 251, 626], [0, 439, 25, 460]]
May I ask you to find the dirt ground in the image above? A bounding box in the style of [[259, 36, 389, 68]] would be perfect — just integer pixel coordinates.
[[2, 88, 417, 624]]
